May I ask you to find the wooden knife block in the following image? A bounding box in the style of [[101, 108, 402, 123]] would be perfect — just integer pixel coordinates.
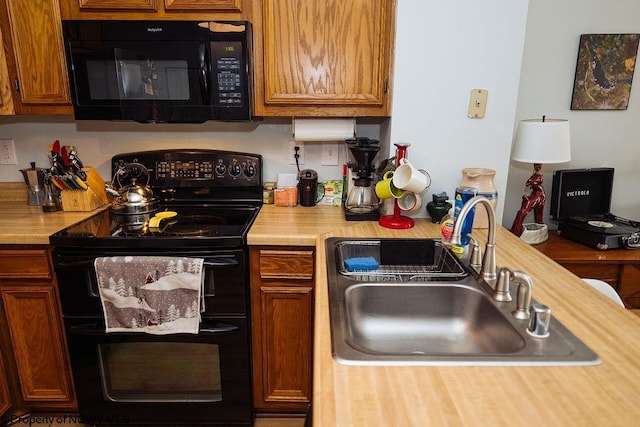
[[60, 166, 109, 211]]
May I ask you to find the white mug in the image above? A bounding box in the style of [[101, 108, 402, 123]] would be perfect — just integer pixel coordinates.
[[392, 159, 431, 193], [397, 191, 423, 212]]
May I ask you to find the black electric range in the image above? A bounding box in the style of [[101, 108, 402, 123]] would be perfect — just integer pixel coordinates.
[[49, 149, 263, 249]]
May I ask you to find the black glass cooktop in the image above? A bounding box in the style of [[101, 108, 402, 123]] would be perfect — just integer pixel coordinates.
[[49, 204, 260, 249]]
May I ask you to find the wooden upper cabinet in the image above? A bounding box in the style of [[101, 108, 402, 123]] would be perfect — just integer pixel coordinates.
[[0, 23, 15, 115], [252, 0, 396, 117], [75, 0, 241, 12], [1, 0, 72, 114]]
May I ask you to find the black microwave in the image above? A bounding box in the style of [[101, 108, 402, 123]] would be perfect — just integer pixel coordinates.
[[62, 20, 252, 123]]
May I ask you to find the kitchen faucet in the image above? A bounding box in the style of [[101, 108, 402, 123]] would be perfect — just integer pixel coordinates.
[[451, 195, 497, 281]]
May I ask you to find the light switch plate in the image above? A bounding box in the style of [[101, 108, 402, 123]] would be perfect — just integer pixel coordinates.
[[467, 89, 488, 119], [0, 139, 17, 165], [322, 143, 339, 165]]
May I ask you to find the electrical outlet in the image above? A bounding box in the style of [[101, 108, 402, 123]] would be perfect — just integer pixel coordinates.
[[322, 143, 339, 166], [288, 140, 304, 165], [0, 139, 17, 165]]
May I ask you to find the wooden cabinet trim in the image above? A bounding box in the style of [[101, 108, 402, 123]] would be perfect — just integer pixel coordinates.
[[79, 0, 158, 10], [165, 0, 241, 11], [0, 351, 11, 416], [0, 26, 15, 115]]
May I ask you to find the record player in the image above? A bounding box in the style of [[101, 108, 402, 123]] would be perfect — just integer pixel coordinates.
[[550, 168, 640, 250]]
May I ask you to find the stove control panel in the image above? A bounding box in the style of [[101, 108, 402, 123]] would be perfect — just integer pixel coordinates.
[[112, 149, 262, 188]]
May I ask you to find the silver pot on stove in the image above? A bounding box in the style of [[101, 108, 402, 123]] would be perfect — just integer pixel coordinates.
[[104, 162, 159, 230]]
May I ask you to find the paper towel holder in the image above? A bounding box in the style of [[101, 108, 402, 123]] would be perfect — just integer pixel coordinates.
[[291, 117, 356, 142]]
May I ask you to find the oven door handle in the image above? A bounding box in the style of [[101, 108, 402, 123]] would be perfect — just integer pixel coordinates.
[[56, 258, 239, 270], [69, 322, 239, 335], [203, 258, 239, 267]]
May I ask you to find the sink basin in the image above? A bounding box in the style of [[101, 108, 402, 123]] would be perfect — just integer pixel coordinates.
[[345, 283, 525, 355], [326, 238, 600, 366]]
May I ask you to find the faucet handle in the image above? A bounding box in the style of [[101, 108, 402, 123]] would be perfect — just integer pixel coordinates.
[[493, 267, 513, 302], [510, 271, 533, 320], [527, 302, 551, 338], [467, 234, 482, 270]]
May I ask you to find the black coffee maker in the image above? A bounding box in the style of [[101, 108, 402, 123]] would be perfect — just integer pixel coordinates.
[[298, 169, 321, 206], [344, 137, 380, 221]]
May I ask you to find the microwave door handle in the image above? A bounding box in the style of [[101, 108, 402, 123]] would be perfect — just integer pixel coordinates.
[[199, 42, 211, 104]]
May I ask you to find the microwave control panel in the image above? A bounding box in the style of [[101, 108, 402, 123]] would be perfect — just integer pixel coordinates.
[[211, 41, 246, 109]]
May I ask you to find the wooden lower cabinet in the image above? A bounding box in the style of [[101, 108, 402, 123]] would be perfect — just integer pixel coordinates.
[[250, 246, 314, 414], [0, 247, 75, 414]]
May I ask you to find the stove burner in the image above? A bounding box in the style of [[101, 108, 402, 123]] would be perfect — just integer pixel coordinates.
[[113, 214, 229, 237], [156, 214, 228, 237]]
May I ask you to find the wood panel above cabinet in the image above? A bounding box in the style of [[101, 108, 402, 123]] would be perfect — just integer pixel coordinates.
[[251, 0, 396, 117], [60, 0, 247, 19], [0, 0, 72, 115]]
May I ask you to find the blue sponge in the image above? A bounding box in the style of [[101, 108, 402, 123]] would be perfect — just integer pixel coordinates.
[[344, 256, 379, 272]]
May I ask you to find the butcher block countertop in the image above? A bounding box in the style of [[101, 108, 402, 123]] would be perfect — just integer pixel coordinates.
[[249, 205, 640, 427], [0, 183, 108, 245]]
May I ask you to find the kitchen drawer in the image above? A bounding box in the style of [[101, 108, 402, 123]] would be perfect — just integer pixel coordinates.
[[258, 249, 314, 281], [0, 250, 52, 279]]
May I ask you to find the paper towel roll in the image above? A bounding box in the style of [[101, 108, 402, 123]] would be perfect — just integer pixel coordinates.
[[292, 118, 355, 142]]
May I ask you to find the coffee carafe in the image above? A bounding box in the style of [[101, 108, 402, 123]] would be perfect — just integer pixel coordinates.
[[344, 137, 380, 221], [20, 162, 47, 206]]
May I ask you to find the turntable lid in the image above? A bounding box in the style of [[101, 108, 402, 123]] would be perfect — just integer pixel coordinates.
[[550, 168, 614, 220]]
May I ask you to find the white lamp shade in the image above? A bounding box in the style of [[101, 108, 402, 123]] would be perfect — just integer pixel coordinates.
[[511, 119, 571, 164]]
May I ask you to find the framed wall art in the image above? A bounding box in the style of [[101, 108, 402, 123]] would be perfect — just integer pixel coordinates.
[[571, 33, 640, 110]]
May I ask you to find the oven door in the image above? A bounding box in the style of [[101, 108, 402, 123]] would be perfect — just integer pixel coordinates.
[[53, 249, 248, 317], [65, 317, 252, 425]]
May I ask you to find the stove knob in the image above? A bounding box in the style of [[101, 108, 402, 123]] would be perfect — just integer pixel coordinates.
[[215, 163, 227, 176], [244, 163, 257, 178], [229, 163, 242, 177]]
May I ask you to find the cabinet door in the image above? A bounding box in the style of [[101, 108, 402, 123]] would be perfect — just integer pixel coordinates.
[[0, 286, 74, 403], [0, 351, 11, 417], [0, 26, 14, 115], [254, 285, 313, 409], [2, 0, 72, 112], [253, 0, 396, 116]]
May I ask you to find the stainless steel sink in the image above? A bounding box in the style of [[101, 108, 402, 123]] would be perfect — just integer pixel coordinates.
[[345, 282, 525, 355], [326, 238, 600, 366]]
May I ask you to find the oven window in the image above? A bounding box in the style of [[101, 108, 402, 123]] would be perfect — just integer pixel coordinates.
[[98, 342, 222, 402]]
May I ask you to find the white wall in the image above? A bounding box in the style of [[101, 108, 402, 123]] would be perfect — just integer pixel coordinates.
[[504, 0, 640, 228], [388, 0, 530, 221]]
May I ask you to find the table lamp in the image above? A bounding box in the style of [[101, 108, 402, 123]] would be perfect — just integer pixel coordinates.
[[510, 117, 571, 243]]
